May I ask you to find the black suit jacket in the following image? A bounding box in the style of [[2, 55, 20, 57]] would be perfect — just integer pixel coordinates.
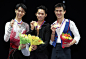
[[26, 21, 51, 55]]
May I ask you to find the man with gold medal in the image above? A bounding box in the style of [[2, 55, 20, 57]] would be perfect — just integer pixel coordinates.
[[26, 5, 51, 59]]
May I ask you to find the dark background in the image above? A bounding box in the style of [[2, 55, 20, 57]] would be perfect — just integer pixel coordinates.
[[0, 0, 86, 59]]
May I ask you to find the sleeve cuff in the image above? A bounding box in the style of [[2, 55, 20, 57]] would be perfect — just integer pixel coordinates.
[[74, 36, 80, 44], [50, 40, 53, 45]]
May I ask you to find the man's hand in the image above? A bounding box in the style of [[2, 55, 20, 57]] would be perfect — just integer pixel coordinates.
[[10, 19, 14, 27], [63, 39, 76, 47], [51, 25, 56, 32], [50, 25, 56, 42], [30, 21, 36, 30], [31, 45, 37, 51], [63, 43, 71, 47], [19, 44, 26, 49]]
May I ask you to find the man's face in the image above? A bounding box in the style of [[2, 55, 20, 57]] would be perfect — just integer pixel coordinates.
[[15, 7, 25, 19], [54, 7, 66, 19], [36, 9, 47, 21]]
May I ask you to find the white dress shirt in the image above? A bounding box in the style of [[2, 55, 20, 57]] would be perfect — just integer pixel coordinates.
[[50, 19, 80, 45]]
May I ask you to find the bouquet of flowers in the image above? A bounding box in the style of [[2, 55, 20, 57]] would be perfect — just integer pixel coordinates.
[[28, 34, 44, 52], [18, 33, 45, 51], [18, 33, 31, 50], [60, 33, 73, 48]]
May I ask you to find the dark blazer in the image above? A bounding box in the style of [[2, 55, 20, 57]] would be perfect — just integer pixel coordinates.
[[26, 21, 51, 55]]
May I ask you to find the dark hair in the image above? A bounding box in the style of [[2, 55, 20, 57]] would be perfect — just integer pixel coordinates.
[[55, 3, 66, 11], [15, 3, 27, 12], [36, 5, 48, 14]]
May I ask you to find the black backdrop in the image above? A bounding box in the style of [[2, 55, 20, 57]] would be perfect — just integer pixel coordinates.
[[0, 0, 86, 59]]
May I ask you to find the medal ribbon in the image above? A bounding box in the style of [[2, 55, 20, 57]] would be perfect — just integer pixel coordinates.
[[56, 18, 65, 29], [14, 19, 22, 24], [36, 20, 45, 29]]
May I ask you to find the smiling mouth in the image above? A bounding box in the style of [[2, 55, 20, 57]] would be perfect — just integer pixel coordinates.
[[57, 14, 61, 16], [38, 17, 42, 19], [57, 15, 62, 17], [18, 14, 22, 17]]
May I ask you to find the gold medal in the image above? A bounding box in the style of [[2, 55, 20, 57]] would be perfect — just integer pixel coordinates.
[[34, 22, 37, 26]]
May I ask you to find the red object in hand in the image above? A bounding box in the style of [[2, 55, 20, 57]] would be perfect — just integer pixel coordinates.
[[60, 34, 73, 48]]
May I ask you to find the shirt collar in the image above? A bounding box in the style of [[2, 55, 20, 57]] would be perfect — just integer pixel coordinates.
[[14, 19, 22, 24]]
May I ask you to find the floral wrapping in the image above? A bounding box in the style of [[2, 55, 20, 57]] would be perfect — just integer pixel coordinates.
[[60, 33, 73, 48], [18, 33, 45, 51], [18, 33, 31, 50]]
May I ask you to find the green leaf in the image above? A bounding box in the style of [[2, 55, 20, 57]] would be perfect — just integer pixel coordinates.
[[18, 46, 21, 50], [62, 32, 64, 34], [68, 33, 70, 35]]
